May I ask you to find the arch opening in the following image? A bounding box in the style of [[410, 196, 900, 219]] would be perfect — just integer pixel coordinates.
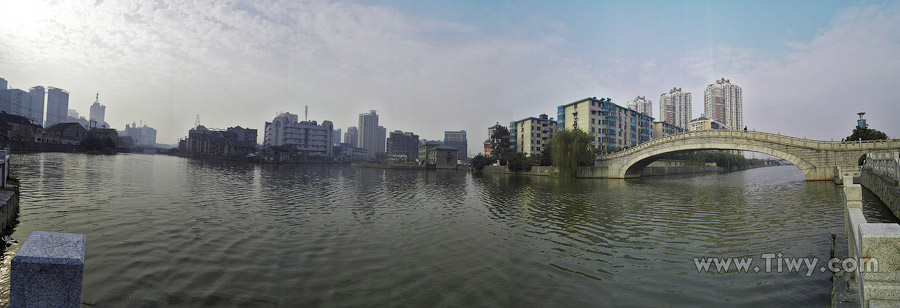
[[619, 143, 814, 179]]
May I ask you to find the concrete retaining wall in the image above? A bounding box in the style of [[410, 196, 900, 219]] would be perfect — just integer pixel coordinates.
[[859, 169, 900, 219], [0, 188, 19, 232], [483, 161, 724, 178]]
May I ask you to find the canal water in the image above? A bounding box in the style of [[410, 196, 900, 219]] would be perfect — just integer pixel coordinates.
[[0, 153, 895, 307]]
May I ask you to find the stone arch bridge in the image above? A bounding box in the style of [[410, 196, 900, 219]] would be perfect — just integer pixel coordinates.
[[594, 130, 900, 181]]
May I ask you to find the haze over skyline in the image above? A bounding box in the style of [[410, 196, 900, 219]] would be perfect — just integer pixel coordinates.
[[2, 0, 898, 149]]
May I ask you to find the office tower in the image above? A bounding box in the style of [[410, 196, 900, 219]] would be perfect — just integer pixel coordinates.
[[90, 93, 107, 128], [358, 110, 382, 158]]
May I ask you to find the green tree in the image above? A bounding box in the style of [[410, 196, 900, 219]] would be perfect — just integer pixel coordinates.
[[470, 154, 494, 171], [846, 126, 888, 141], [550, 128, 594, 178], [490, 125, 512, 164], [539, 145, 553, 166], [507, 153, 531, 172]]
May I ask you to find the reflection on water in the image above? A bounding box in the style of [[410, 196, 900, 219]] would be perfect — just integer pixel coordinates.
[[0, 153, 892, 306]]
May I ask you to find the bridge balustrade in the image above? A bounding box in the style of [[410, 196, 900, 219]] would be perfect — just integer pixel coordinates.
[[864, 152, 900, 184], [597, 129, 900, 160]]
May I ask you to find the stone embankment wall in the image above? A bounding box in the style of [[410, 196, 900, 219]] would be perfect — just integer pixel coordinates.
[[0, 188, 19, 232], [482, 160, 725, 177], [859, 169, 900, 219]]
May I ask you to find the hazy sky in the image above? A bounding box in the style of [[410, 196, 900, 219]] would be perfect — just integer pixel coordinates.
[[2, 0, 899, 150]]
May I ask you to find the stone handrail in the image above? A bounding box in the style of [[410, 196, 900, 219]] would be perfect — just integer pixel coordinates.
[[864, 152, 900, 185], [597, 129, 900, 160]]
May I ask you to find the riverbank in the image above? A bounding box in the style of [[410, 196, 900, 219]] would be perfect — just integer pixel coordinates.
[[351, 161, 426, 170], [481, 159, 738, 178], [0, 187, 19, 234]]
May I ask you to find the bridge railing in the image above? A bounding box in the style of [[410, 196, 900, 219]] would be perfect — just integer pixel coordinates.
[[863, 152, 900, 184], [596, 129, 900, 160]]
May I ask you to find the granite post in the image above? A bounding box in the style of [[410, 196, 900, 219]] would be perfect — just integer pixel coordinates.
[[11, 231, 86, 308]]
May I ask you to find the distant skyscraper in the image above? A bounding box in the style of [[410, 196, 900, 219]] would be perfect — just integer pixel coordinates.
[[444, 130, 468, 162], [704, 78, 742, 130], [332, 128, 342, 146], [46, 87, 69, 127], [0, 78, 7, 90], [28, 86, 45, 125], [376, 126, 386, 154], [0, 88, 29, 118], [344, 126, 359, 148], [626, 96, 652, 117], [89, 93, 107, 128], [358, 110, 383, 158], [659, 87, 691, 129]]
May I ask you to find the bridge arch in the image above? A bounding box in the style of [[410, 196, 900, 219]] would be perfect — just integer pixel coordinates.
[[619, 143, 815, 178]]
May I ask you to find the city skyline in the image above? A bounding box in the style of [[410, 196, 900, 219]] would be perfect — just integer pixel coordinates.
[[2, 1, 899, 147]]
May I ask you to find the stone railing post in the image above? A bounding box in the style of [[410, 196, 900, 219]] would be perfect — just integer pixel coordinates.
[[11, 231, 86, 308]]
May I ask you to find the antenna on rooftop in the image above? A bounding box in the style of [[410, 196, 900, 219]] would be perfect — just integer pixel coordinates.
[[194, 114, 200, 128], [305, 105, 309, 121]]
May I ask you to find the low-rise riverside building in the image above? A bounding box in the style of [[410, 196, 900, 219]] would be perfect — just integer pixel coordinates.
[[180, 125, 258, 157], [557, 97, 652, 151], [44, 122, 87, 145], [334, 143, 368, 162], [418, 141, 458, 169], [652, 121, 685, 139], [509, 114, 556, 156], [688, 115, 728, 131], [443, 130, 467, 162]]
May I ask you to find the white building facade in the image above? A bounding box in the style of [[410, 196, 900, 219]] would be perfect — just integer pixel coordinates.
[[264, 112, 334, 157]]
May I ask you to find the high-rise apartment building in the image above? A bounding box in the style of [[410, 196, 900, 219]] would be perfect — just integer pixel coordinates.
[[344, 126, 359, 148], [658, 87, 691, 129], [264, 112, 334, 157], [558, 97, 652, 151], [704, 78, 742, 130], [509, 114, 556, 156], [443, 130, 467, 162], [90, 93, 107, 128], [358, 110, 384, 158], [626, 96, 652, 118], [46, 87, 69, 127], [28, 86, 45, 125], [0, 78, 7, 90]]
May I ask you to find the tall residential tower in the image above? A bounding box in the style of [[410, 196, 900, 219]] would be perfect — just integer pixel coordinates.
[[703, 78, 742, 130], [659, 87, 691, 129], [626, 96, 652, 117]]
